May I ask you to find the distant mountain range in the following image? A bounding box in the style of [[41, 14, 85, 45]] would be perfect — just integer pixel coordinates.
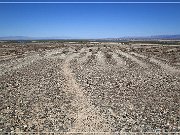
[[149, 35, 180, 40], [103, 35, 180, 40], [0, 36, 32, 40], [0, 35, 180, 40]]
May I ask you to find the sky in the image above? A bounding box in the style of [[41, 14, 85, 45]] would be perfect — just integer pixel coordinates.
[[0, 1, 180, 38]]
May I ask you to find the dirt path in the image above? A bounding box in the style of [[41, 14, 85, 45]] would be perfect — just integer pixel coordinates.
[[117, 50, 148, 68], [150, 57, 180, 74], [112, 52, 126, 67], [129, 51, 180, 74], [62, 53, 111, 133], [130, 52, 147, 59], [96, 51, 106, 66]]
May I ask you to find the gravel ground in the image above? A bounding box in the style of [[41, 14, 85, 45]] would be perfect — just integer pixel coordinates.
[[0, 43, 180, 134]]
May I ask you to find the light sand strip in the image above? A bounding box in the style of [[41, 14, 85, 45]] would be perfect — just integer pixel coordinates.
[[62, 53, 111, 133], [117, 50, 148, 68], [150, 57, 180, 74]]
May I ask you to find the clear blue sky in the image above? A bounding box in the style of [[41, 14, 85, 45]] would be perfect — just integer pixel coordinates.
[[0, 2, 180, 38]]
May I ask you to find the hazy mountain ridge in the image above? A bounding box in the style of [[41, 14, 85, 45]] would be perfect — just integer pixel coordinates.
[[0, 35, 180, 40]]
